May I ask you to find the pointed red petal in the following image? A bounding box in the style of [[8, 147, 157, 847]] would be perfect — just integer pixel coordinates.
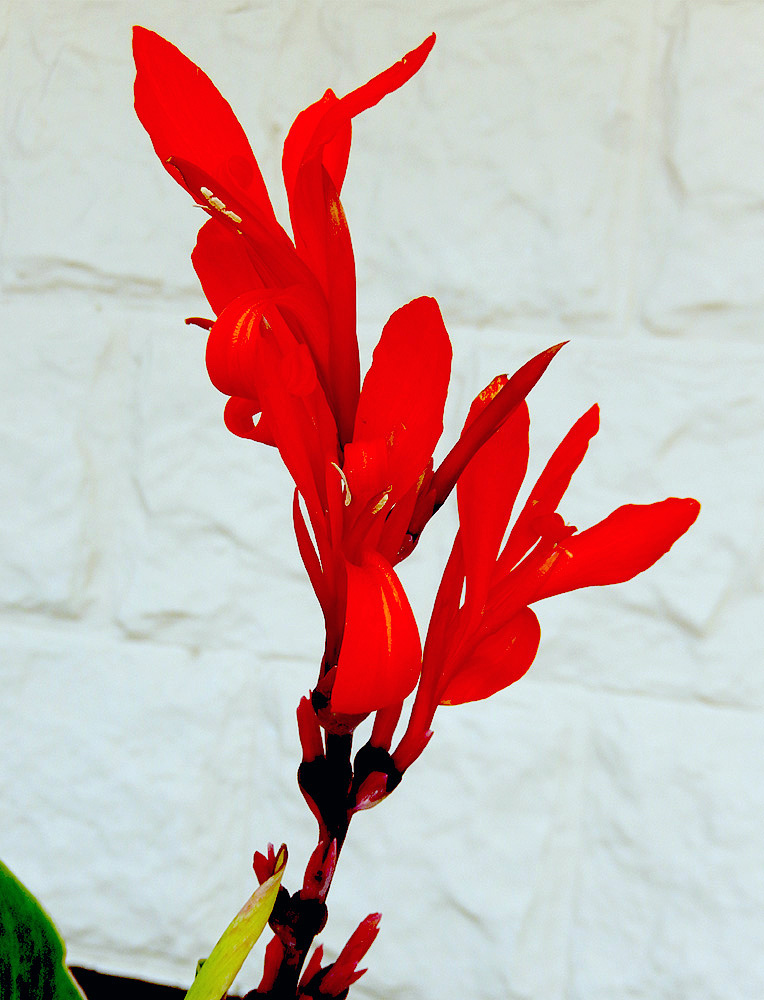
[[457, 380, 529, 616], [348, 297, 452, 503], [281, 37, 435, 440], [283, 89, 350, 204], [284, 106, 356, 438], [320, 914, 382, 997], [287, 161, 358, 440], [410, 342, 565, 537], [439, 607, 540, 705], [305, 35, 436, 163], [282, 35, 435, 201], [534, 497, 701, 600], [332, 554, 422, 715], [132, 27, 276, 221], [298, 944, 325, 990], [257, 935, 284, 993], [499, 404, 599, 572], [293, 490, 329, 612], [192, 219, 262, 316], [400, 533, 467, 750]]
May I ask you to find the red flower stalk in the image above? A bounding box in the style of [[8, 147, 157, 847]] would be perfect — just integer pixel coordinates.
[[394, 381, 700, 770]]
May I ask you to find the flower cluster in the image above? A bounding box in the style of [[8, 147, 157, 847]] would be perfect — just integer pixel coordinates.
[[134, 27, 699, 999]]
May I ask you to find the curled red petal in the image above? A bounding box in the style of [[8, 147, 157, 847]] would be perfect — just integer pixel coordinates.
[[439, 607, 541, 706], [332, 554, 422, 715], [350, 296, 452, 504], [533, 497, 701, 600], [206, 291, 270, 398], [132, 27, 276, 222], [223, 396, 275, 445]]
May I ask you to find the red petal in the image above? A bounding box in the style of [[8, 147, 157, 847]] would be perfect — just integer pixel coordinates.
[[332, 554, 422, 715], [254, 317, 340, 529], [411, 341, 566, 538], [377, 462, 433, 565], [281, 36, 436, 440], [534, 497, 701, 600], [288, 163, 358, 440], [303, 35, 436, 164], [342, 438, 390, 502], [168, 156, 314, 291], [223, 396, 275, 445], [499, 404, 599, 572], [283, 89, 350, 205], [439, 607, 540, 705], [282, 35, 435, 203], [132, 27, 276, 222], [206, 287, 330, 399], [206, 291, 268, 399], [321, 914, 381, 997], [348, 297, 452, 503], [192, 219, 262, 316], [457, 380, 529, 616], [298, 944, 325, 990]]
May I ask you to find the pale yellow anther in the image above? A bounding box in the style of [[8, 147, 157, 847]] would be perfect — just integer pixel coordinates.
[[371, 492, 390, 516], [199, 187, 241, 224], [331, 462, 352, 507]]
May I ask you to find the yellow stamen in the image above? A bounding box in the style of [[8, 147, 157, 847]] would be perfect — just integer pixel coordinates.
[[331, 462, 352, 507]]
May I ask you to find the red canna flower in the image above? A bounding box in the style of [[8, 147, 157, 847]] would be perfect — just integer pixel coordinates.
[[133, 28, 446, 723], [133, 25, 434, 445], [394, 378, 700, 770]]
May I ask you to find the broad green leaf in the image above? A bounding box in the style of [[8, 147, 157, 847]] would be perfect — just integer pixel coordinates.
[[185, 845, 287, 1000], [0, 859, 84, 1000]]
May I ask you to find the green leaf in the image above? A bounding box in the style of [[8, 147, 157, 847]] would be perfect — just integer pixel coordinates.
[[0, 859, 84, 1000], [185, 845, 287, 1000]]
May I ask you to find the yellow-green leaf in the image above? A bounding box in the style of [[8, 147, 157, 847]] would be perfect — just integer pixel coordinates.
[[185, 845, 287, 1000]]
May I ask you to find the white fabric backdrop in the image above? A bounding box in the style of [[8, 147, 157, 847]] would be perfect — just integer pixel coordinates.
[[2, 2, 762, 998]]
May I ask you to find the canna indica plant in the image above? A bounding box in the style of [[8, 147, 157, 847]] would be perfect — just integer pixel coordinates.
[[130, 27, 699, 999], [0, 27, 700, 1000]]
